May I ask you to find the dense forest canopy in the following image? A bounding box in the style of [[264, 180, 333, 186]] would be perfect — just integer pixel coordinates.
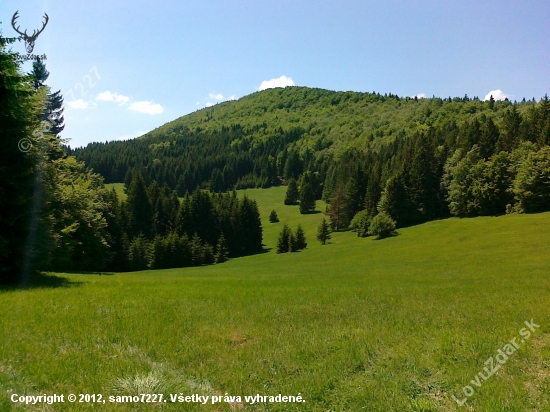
[[70, 88, 549, 193], [70, 87, 550, 229]]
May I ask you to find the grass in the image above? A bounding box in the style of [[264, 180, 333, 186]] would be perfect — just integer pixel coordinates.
[[105, 183, 126, 200], [1, 186, 550, 411]]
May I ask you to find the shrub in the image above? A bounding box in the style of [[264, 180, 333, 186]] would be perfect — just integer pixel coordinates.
[[349, 210, 372, 237], [368, 212, 396, 239]]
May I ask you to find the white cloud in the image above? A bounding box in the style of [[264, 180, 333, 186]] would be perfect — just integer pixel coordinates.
[[129, 101, 163, 115], [228, 95, 235, 100], [412, 93, 426, 99], [209, 93, 224, 101], [484, 89, 511, 101], [206, 102, 214, 107], [96, 91, 130, 104], [67, 99, 89, 109], [196, 102, 200, 105], [258, 75, 295, 91]]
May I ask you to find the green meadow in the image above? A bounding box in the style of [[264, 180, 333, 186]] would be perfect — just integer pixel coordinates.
[[1, 186, 549, 411]]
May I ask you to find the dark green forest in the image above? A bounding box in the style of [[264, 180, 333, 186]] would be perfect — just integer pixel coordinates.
[[72, 85, 550, 231], [2, 35, 550, 283], [0, 41, 262, 283]]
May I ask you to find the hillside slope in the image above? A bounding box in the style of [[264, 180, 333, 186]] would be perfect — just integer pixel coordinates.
[[2, 186, 550, 411], [71, 87, 545, 188]]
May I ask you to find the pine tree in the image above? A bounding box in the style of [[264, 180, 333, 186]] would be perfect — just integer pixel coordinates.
[[269, 209, 279, 223], [488, 95, 495, 110], [190, 233, 203, 265], [126, 173, 152, 238], [479, 117, 499, 159], [30, 58, 64, 139], [30, 57, 49, 90], [284, 178, 299, 205], [327, 185, 347, 230], [276, 223, 292, 253], [238, 195, 263, 254], [202, 243, 215, 265], [289, 230, 298, 252], [497, 106, 522, 152], [299, 175, 316, 214], [295, 224, 307, 250], [128, 234, 150, 271], [316, 218, 331, 245], [215, 233, 229, 263], [45, 90, 65, 138], [0, 44, 44, 283], [343, 177, 361, 223]]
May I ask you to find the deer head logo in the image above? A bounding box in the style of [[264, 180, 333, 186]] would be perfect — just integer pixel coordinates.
[[11, 11, 49, 54]]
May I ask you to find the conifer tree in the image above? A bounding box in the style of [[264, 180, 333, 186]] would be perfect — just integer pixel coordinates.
[[276, 223, 292, 253], [215, 233, 229, 263], [289, 230, 298, 252], [30, 57, 49, 89], [299, 175, 316, 214], [295, 224, 307, 250], [479, 117, 499, 159], [327, 185, 347, 230], [284, 178, 299, 205], [126, 173, 152, 238], [343, 177, 361, 223], [238, 195, 263, 254], [269, 209, 279, 223], [316, 218, 331, 245], [0, 43, 44, 283], [190, 233, 203, 265], [128, 234, 150, 271], [202, 243, 215, 265]]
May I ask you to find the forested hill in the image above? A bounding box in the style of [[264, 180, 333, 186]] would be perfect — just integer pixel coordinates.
[[71, 87, 546, 191], [70, 86, 550, 230]]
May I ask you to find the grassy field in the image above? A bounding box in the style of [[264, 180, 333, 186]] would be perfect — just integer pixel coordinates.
[[1, 186, 550, 411], [105, 183, 126, 201]]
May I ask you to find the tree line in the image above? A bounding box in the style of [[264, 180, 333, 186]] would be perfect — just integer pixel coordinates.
[[104, 174, 263, 272], [0, 42, 263, 284]]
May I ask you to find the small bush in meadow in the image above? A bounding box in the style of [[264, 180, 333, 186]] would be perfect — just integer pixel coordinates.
[[368, 212, 396, 239]]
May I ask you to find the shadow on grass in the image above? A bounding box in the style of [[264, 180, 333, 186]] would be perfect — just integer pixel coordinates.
[[373, 232, 401, 240], [61, 271, 115, 276], [0, 272, 83, 291]]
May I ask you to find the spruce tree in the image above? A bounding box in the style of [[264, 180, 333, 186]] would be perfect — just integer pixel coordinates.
[[343, 177, 361, 223], [479, 117, 499, 159], [284, 178, 299, 205], [327, 185, 347, 230], [190, 233, 203, 265], [0, 45, 47, 283], [30, 57, 49, 89], [238, 195, 263, 254], [288, 230, 298, 252], [299, 176, 316, 214], [202, 243, 215, 265], [126, 173, 152, 238], [295, 224, 307, 250], [316, 218, 331, 245], [269, 209, 279, 223], [215, 233, 229, 263], [276, 224, 291, 254]]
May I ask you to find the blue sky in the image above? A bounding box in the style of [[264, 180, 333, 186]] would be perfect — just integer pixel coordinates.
[[1, 0, 549, 147]]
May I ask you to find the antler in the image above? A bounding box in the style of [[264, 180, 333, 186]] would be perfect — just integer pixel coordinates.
[[11, 11, 27, 37], [29, 13, 49, 40]]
